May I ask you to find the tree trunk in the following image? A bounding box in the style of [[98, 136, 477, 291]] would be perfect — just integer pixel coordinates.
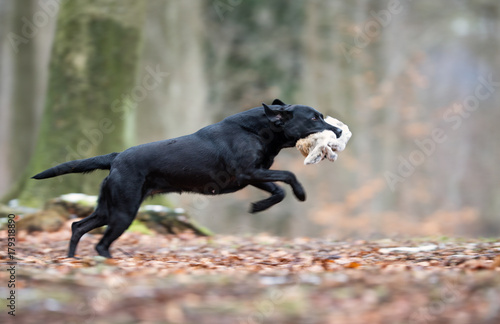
[[3, 0, 57, 199], [0, 0, 14, 197], [11, 0, 147, 206], [136, 0, 208, 143], [9, 0, 38, 181]]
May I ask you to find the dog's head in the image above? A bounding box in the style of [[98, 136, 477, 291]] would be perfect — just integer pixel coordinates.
[[263, 99, 342, 144]]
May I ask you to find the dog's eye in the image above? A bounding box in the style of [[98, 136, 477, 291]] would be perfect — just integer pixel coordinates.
[[311, 116, 319, 121]]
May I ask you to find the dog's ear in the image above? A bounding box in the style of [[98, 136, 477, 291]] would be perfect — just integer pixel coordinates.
[[263, 103, 292, 126], [272, 99, 286, 106]]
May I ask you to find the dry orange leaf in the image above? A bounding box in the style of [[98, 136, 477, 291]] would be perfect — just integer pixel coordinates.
[[104, 258, 120, 266], [345, 261, 361, 268]]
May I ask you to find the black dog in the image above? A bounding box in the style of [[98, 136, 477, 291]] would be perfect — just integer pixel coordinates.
[[33, 99, 341, 258]]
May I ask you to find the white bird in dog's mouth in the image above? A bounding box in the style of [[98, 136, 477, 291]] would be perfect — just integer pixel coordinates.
[[296, 116, 352, 165]]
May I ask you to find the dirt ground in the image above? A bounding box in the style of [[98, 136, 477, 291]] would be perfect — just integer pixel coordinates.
[[1, 221, 500, 324]]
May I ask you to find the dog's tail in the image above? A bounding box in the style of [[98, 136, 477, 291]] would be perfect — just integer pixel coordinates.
[[32, 152, 119, 180]]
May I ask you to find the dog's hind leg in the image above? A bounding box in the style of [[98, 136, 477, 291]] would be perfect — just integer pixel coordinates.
[[94, 173, 145, 258], [95, 216, 136, 258], [68, 211, 107, 258], [249, 182, 285, 213], [68, 176, 112, 258]]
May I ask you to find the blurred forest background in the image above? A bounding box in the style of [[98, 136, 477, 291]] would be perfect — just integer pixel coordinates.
[[0, 0, 499, 239]]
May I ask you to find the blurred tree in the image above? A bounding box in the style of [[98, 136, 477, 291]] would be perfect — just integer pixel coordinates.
[[204, 0, 305, 120], [0, 0, 14, 194], [0, 0, 55, 198], [4, 0, 147, 206], [9, 0, 37, 180], [136, 0, 208, 144]]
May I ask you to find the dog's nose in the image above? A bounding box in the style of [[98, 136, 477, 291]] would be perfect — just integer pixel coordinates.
[[333, 127, 342, 138]]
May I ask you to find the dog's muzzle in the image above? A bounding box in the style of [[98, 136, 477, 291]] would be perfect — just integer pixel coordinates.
[[330, 125, 342, 138]]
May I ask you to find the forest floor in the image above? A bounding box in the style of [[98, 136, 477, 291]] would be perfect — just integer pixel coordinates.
[[1, 220, 500, 324]]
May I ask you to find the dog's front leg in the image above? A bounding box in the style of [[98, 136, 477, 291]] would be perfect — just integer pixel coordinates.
[[239, 169, 305, 202], [250, 182, 285, 213]]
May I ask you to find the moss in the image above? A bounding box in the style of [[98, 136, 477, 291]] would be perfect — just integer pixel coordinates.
[[126, 220, 153, 235], [186, 219, 215, 237], [143, 195, 174, 208]]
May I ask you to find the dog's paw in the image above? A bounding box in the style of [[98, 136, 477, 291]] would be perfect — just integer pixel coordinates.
[[292, 183, 306, 201], [250, 204, 265, 213], [96, 246, 113, 258], [67, 255, 82, 260], [250, 201, 268, 213]]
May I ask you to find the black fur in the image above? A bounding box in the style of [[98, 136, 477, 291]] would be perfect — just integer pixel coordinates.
[[32, 152, 119, 179], [33, 100, 341, 258]]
